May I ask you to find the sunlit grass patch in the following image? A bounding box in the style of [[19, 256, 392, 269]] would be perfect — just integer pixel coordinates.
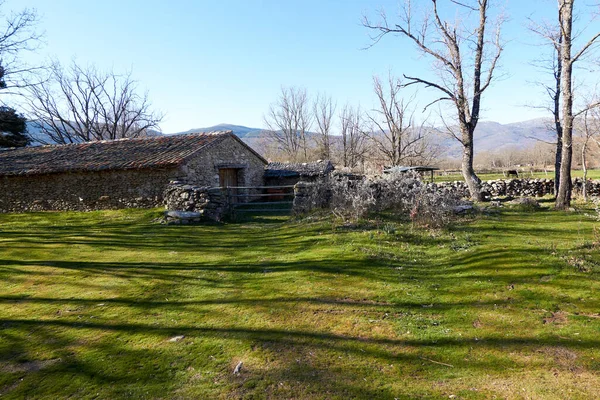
[[0, 206, 599, 399]]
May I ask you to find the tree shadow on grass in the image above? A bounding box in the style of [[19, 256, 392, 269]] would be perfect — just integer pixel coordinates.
[[1, 317, 599, 398], [1, 209, 599, 397]]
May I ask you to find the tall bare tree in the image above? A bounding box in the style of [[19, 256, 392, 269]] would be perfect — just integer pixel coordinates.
[[578, 101, 600, 201], [264, 86, 313, 162], [0, 2, 42, 95], [313, 93, 336, 160], [26, 62, 163, 144], [338, 103, 368, 170], [367, 74, 426, 167], [554, 0, 600, 209], [363, 0, 504, 200], [528, 20, 564, 194]]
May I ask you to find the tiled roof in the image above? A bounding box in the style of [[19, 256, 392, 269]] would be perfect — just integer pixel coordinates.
[[265, 160, 334, 178], [0, 131, 235, 177]]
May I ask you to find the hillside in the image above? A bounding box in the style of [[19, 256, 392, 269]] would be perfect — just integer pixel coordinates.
[[434, 118, 555, 158], [24, 119, 557, 158], [171, 119, 557, 158], [24, 122, 163, 146], [170, 123, 264, 139]]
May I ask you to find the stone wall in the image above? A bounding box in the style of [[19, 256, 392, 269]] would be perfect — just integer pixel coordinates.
[[0, 135, 267, 213], [436, 178, 600, 198], [180, 135, 266, 188], [574, 178, 600, 196], [292, 178, 600, 216], [163, 182, 227, 222], [0, 167, 177, 213], [293, 182, 319, 214]]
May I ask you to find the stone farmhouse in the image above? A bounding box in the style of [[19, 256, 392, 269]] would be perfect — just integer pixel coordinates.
[[0, 131, 267, 213]]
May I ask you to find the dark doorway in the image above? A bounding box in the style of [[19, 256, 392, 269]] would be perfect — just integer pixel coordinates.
[[219, 168, 240, 202]]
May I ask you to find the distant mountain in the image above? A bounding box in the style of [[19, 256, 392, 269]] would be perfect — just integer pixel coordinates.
[[169, 119, 557, 159], [475, 118, 555, 150], [437, 118, 556, 158], [24, 119, 558, 159], [25, 121, 163, 146], [169, 123, 264, 139], [25, 121, 62, 146]]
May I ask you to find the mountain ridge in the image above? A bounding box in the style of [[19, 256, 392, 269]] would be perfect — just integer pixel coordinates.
[[23, 118, 557, 157], [168, 118, 557, 157]]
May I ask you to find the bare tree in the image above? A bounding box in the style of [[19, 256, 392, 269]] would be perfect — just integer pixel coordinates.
[[363, 0, 504, 200], [528, 20, 564, 194], [578, 101, 600, 200], [338, 103, 368, 170], [475, 142, 555, 171], [367, 74, 427, 167], [0, 2, 43, 95], [554, 0, 600, 209], [26, 62, 163, 144], [313, 93, 336, 160], [263, 86, 313, 162], [528, 141, 556, 171], [406, 128, 444, 166]]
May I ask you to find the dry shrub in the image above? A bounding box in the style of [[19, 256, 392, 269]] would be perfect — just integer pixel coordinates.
[[328, 176, 376, 221], [303, 171, 463, 227], [593, 198, 600, 221]]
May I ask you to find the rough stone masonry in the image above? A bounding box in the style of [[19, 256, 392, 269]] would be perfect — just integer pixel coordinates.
[[0, 132, 267, 213], [291, 177, 600, 214], [435, 177, 600, 198], [163, 182, 227, 223]]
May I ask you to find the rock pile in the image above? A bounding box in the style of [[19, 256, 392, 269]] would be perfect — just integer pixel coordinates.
[[508, 197, 541, 208], [163, 182, 226, 223]]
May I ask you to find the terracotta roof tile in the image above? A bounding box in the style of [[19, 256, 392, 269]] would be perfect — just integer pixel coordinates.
[[0, 131, 232, 177]]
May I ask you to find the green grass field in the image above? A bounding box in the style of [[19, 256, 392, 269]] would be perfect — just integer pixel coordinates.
[[434, 169, 600, 182], [1, 206, 599, 399]]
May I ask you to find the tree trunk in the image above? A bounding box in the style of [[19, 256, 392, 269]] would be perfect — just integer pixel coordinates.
[[553, 29, 563, 197], [554, 128, 562, 196], [556, 123, 573, 209], [582, 140, 588, 201], [461, 126, 482, 201], [555, 1, 574, 210]]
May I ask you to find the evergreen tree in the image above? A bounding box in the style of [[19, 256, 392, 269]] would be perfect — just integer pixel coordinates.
[[0, 106, 29, 148]]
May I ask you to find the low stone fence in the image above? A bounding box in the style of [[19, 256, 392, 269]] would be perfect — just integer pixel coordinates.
[[293, 181, 330, 214], [293, 178, 600, 215], [163, 182, 226, 223], [436, 179, 553, 198], [575, 178, 600, 196], [437, 177, 600, 198]]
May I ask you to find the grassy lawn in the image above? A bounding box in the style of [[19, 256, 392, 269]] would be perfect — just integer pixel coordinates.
[[0, 206, 599, 399], [435, 169, 600, 182]]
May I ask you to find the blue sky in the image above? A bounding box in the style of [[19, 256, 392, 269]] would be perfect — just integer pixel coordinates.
[[6, 0, 599, 132]]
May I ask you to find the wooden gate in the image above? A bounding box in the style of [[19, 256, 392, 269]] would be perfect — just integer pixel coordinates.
[[223, 185, 295, 219]]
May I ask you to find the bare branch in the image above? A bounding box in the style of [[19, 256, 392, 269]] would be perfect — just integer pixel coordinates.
[[572, 31, 600, 63], [403, 75, 455, 99], [263, 86, 313, 162], [25, 61, 163, 144]]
